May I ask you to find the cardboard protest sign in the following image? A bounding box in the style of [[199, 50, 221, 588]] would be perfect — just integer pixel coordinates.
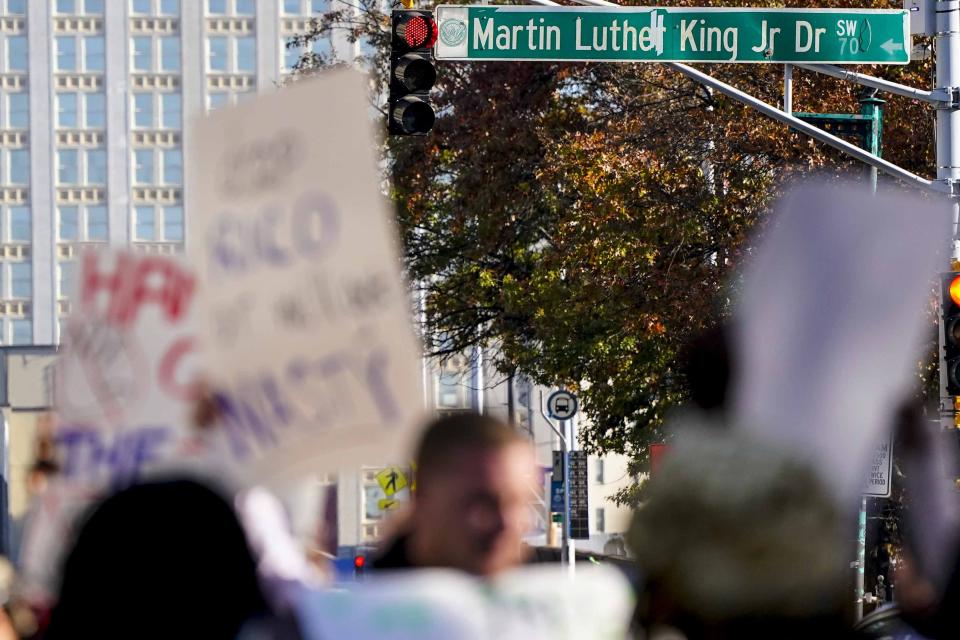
[[731, 183, 950, 501], [18, 249, 205, 604], [55, 249, 203, 485], [297, 565, 634, 640], [187, 69, 425, 488]]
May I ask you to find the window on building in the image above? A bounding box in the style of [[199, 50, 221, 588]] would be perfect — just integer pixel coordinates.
[[84, 0, 104, 12], [162, 148, 182, 185], [595, 458, 604, 483], [85, 36, 105, 72], [135, 206, 155, 240], [6, 1, 26, 14], [59, 262, 76, 299], [283, 0, 300, 14], [161, 93, 181, 129], [7, 36, 27, 71], [160, 0, 179, 14], [11, 319, 31, 345], [10, 262, 31, 298], [207, 92, 229, 111], [208, 37, 228, 72], [160, 36, 180, 72], [134, 149, 153, 184], [207, 0, 226, 14], [311, 0, 329, 13], [56, 93, 78, 128], [59, 206, 79, 241], [86, 149, 107, 185], [55, 0, 75, 14], [58, 149, 79, 185], [84, 92, 105, 128], [56, 36, 77, 72], [7, 93, 27, 128], [283, 38, 299, 72], [236, 37, 255, 73], [236, 0, 254, 14], [437, 370, 468, 409], [363, 484, 386, 521], [311, 37, 332, 59], [8, 149, 28, 185], [87, 205, 108, 240], [9, 207, 29, 242], [163, 205, 183, 241], [132, 36, 152, 72], [133, 93, 153, 128], [131, 0, 150, 13], [596, 508, 605, 534]]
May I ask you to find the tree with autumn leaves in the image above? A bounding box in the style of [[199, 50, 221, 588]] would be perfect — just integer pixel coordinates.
[[296, 0, 937, 503]]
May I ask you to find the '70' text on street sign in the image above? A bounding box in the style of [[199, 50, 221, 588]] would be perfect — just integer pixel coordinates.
[[434, 6, 909, 65]]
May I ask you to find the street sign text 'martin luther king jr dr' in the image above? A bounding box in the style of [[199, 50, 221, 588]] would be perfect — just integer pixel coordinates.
[[434, 6, 909, 65]]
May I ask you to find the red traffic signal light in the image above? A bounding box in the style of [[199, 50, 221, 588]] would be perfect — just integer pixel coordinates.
[[354, 555, 365, 570], [389, 10, 437, 136], [394, 13, 438, 50]]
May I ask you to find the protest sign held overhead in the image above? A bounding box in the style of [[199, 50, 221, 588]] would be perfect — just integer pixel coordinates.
[[55, 249, 202, 485], [19, 249, 205, 604], [731, 183, 950, 506], [188, 69, 425, 489]]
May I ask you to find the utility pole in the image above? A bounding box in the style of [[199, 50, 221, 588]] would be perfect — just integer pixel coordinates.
[[936, 0, 960, 263]]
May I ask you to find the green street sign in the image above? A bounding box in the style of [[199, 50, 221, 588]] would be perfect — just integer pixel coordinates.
[[434, 6, 909, 65]]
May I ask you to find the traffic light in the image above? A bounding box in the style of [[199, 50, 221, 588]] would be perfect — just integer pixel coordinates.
[[941, 272, 960, 395], [354, 554, 366, 579], [389, 9, 437, 136]]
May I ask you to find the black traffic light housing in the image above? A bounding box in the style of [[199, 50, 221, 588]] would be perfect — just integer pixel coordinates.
[[389, 10, 438, 136], [942, 272, 960, 395]]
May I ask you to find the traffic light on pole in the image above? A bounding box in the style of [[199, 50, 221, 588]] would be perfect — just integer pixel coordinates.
[[389, 9, 438, 136], [941, 272, 960, 396]]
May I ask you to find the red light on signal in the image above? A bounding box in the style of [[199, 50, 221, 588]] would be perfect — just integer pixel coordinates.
[[950, 275, 960, 307], [398, 15, 438, 49], [354, 555, 366, 569]]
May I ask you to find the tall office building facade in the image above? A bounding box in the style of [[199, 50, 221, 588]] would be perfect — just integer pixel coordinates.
[[0, 0, 349, 346]]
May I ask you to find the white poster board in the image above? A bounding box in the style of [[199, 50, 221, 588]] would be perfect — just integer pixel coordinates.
[[187, 69, 424, 489], [297, 566, 634, 640], [732, 184, 950, 504], [54, 249, 202, 485], [19, 249, 204, 604]]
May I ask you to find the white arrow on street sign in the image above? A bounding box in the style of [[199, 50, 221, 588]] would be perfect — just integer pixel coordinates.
[[547, 390, 578, 421], [880, 39, 904, 55]]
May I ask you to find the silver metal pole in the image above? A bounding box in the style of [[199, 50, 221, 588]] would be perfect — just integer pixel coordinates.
[[783, 64, 793, 114], [796, 63, 943, 104], [564, 417, 575, 577], [539, 0, 942, 194], [856, 496, 867, 620], [664, 61, 943, 194], [472, 345, 484, 414], [539, 391, 571, 569], [937, 0, 960, 260]]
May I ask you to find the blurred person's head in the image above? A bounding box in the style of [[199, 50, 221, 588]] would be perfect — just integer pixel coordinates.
[[679, 323, 735, 414], [629, 420, 850, 639], [407, 413, 536, 577], [46, 479, 269, 639]]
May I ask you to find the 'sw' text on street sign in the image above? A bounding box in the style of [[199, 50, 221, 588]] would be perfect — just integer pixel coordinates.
[[435, 6, 909, 65]]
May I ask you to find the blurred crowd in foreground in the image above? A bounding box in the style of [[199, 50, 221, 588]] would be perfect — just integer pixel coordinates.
[[2, 390, 960, 639], [2, 174, 960, 636]]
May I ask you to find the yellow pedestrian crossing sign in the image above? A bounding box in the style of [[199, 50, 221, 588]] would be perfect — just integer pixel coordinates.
[[378, 498, 400, 510], [376, 467, 408, 496]]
